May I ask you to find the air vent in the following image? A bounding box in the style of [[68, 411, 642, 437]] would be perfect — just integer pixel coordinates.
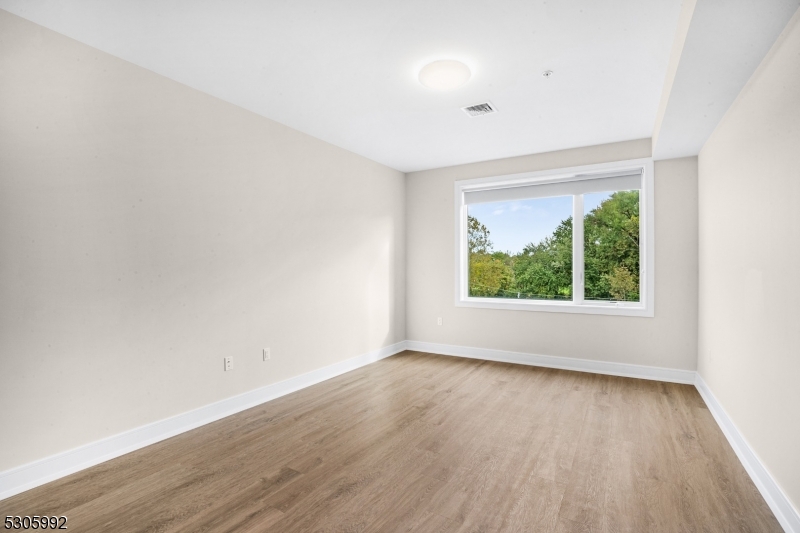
[[461, 102, 497, 117]]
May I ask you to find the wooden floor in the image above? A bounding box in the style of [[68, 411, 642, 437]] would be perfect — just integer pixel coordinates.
[[1, 351, 781, 532]]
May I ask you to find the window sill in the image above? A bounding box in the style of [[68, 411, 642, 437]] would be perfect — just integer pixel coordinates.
[[456, 297, 654, 317]]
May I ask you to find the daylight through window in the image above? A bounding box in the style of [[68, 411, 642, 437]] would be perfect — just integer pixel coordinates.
[[468, 196, 574, 301], [455, 160, 653, 316]]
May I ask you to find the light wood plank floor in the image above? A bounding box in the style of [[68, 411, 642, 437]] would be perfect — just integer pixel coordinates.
[[1, 351, 781, 532]]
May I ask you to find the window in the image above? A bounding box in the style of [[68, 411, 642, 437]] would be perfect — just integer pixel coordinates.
[[454, 159, 654, 316]]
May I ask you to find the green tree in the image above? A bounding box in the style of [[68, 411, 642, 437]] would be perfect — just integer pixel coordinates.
[[584, 190, 640, 301], [605, 266, 637, 300], [468, 215, 492, 254], [467, 216, 514, 296], [469, 253, 515, 296], [513, 217, 573, 299], [467, 191, 639, 302]]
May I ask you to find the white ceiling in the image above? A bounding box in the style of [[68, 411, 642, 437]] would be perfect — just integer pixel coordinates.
[[653, 0, 800, 160], [0, 0, 684, 172]]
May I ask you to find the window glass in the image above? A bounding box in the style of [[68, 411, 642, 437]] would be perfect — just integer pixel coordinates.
[[467, 196, 573, 300], [583, 190, 640, 302], [456, 162, 651, 316]]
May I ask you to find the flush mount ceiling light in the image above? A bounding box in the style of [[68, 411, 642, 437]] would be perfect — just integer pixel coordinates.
[[418, 60, 471, 91]]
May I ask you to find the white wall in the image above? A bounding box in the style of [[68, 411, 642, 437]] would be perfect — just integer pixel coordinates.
[[406, 140, 698, 370], [698, 8, 800, 513], [0, 11, 405, 472]]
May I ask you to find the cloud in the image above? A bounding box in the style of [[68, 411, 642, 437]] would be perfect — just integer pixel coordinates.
[[492, 209, 505, 215]]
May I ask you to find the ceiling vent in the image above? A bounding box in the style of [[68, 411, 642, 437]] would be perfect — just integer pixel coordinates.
[[461, 102, 497, 117]]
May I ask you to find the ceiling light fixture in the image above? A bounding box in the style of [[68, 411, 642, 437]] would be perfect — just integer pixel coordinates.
[[542, 70, 554, 78], [418, 60, 471, 91]]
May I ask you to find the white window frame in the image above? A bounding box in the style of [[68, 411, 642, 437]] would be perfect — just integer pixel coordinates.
[[454, 158, 654, 317]]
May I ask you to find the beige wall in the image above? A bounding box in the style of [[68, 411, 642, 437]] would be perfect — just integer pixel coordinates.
[[406, 140, 698, 370], [698, 9, 800, 512], [0, 11, 405, 471]]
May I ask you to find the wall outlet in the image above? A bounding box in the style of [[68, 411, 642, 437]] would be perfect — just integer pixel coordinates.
[[224, 356, 233, 371], [263, 348, 270, 361], [437, 317, 442, 326]]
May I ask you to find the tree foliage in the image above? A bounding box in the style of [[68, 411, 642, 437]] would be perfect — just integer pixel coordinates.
[[584, 190, 640, 301], [467, 215, 515, 296], [513, 218, 573, 299], [467, 190, 640, 301], [468, 216, 492, 254], [469, 252, 514, 297]]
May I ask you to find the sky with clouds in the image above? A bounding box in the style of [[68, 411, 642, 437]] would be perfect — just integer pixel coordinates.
[[468, 192, 612, 255]]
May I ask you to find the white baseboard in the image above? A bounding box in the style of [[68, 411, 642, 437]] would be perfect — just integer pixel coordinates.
[[695, 374, 800, 533], [405, 340, 696, 384], [0, 341, 407, 501], [411, 341, 798, 531], [4, 340, 797, 533]]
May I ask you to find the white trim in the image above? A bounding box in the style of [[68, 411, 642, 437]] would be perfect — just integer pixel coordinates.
[[4, 340, 796, 533], [454, 297, 653, 316], [572, 193, 585, 305], [454, 158, 655, 317], [0, 341, 407, 502], [405, 340, 694, 384], [695, 374, 800, 533], [408, 342, 799, 531]]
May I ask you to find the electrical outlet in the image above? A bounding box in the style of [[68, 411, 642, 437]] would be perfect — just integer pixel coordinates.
[[437, 317, 442, 326], [224, 356, 233, 371], [263, 348, 270, 361]]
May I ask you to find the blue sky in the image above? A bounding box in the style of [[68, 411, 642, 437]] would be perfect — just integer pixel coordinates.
[[468, 192, 612, 255]]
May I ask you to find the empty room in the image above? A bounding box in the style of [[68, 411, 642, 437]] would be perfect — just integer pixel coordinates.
[[1, 0, 799, 531]]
